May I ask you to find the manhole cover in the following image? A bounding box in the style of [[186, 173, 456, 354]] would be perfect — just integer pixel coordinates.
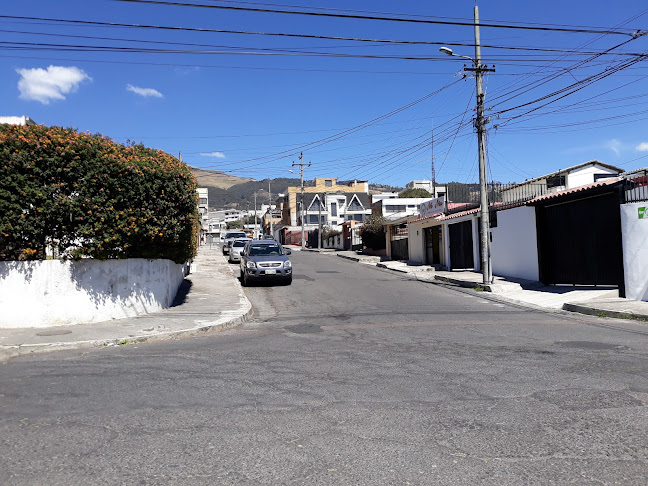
[[36, 329, 73, 336]]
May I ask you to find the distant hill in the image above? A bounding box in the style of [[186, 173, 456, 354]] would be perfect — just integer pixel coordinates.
[[190, 167, 403, 209], [190, 166, 255, 189]]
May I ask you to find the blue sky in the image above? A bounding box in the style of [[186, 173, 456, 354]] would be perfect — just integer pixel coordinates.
[[2, 0, 648, 187]]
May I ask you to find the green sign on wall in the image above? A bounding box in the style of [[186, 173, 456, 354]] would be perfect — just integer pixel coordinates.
[[640, 207, 647, 219]]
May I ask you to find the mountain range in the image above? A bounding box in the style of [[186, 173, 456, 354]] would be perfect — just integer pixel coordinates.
[[190, 166, 403, 210]]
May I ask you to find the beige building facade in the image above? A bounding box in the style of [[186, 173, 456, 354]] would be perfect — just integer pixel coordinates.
[[280, 178, 369, 226]]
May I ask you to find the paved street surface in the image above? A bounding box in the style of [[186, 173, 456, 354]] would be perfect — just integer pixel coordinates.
[[1, 250, 648, 485]]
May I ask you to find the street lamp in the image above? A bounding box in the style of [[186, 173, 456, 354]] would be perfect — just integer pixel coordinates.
[[439, 8, 494, 285]]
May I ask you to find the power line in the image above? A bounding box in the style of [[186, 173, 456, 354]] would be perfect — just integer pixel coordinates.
[[117, 0, 640, 36], [1, 21, 644, 56]]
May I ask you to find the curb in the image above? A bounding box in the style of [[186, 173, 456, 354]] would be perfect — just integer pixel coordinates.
[[376, 263, 410, 273], [562, 303, 648, 320], [0, 304, 252, 362], [433, 274, 495, 291], [336, 253, 381, 264]]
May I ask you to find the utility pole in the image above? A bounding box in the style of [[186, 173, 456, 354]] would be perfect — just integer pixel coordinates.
[[292, 152, 310, 250], [472, 5, 494, 284], [254, 192, 258, 238], [449, 6, 494, 284], [440, 7, 494, 283], [318, 193, 322, 250], [431, 128, 436, 198], [268, 180, 273, 238]]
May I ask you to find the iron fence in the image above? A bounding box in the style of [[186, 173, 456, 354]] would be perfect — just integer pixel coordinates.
[[624, 169, 648, 203], [445, 182, 548, 214]]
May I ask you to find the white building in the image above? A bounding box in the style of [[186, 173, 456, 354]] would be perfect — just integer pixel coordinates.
[[372, 197, 434, 221], [405, 180, 447, 199], [0, 115, 36, 126], [370, 192, 400, 204], [501, 160, 622, 203]]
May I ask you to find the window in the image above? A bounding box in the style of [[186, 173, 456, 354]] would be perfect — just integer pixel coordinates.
[[249, 243, 282, 256], [348, 196, 363, 211], [325, 180, 333, 187], [437, 192, 445, 197], [308, 215, 319, 224], [330, 202, 337, 216], [546, 175, 566, 189], [308, 197, 322, 211], [386, 205, 406, 212], [199, 198, 208, 205], [594, 173, 616, 182], [407, 205, 415, 208], [353, 214, 364, 221]]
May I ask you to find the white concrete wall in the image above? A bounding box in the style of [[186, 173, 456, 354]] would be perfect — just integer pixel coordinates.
[[0, 259, 188, 328], [567, 164, 619, 189], [408, 222, 426, 264], [491, 206, 540, 281], [621, 202, 648, 301]]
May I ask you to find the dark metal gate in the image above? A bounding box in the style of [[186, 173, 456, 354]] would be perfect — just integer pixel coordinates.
[[449, 220, 474, 270], [390, 224, 409, 261], [535, 191, 624, 288], [424, 226, 441, 265]]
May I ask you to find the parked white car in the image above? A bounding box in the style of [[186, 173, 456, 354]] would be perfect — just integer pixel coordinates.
[[228, 238, 252, 263], [222, 231, 247, 255]]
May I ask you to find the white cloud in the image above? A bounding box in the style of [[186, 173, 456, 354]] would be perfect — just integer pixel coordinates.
[[16, 65, 91, 104], [636, 142, 648, 152], [126, 84, 163, 98], [200, 152, 226, 158], [606, 138, 622, 156]]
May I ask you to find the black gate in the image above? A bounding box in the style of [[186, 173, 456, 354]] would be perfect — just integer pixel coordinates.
[[390, 224, 409, 261], [424, 226, 441, 265], [449, 220, 474, 270], [391, 238, 409, 261], [536, 191, 624, 287]]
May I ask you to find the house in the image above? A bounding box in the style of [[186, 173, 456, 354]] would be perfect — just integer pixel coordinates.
[[372, 198, 434, 221], [0, 115, 36, 126], [405, 164, 648, 301], [277, 177, 370, 245], [500, 160, 622, 204], [405, 180, 447, 199], [370, 192, 400, 204]]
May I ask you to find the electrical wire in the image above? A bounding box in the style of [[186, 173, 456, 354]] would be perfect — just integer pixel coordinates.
[[117, 0, 640, 36]]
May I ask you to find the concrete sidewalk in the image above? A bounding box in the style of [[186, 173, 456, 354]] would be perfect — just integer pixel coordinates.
[[325, 249, 648, 321], [0, 245, 251, 362]]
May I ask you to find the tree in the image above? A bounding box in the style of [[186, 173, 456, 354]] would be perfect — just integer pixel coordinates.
[[399, 188, 432, 198], [0, 124, 199, 263], [359, 213, 386, 250]]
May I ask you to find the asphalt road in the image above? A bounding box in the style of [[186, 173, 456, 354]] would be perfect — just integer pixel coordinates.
[[1, 250, 648, 485]]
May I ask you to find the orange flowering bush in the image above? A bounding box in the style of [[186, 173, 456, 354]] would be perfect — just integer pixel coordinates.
[[0, 124, 199, 263]]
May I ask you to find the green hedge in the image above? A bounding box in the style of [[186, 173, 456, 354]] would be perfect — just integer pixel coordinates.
[[0, 125, 199, 263]]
